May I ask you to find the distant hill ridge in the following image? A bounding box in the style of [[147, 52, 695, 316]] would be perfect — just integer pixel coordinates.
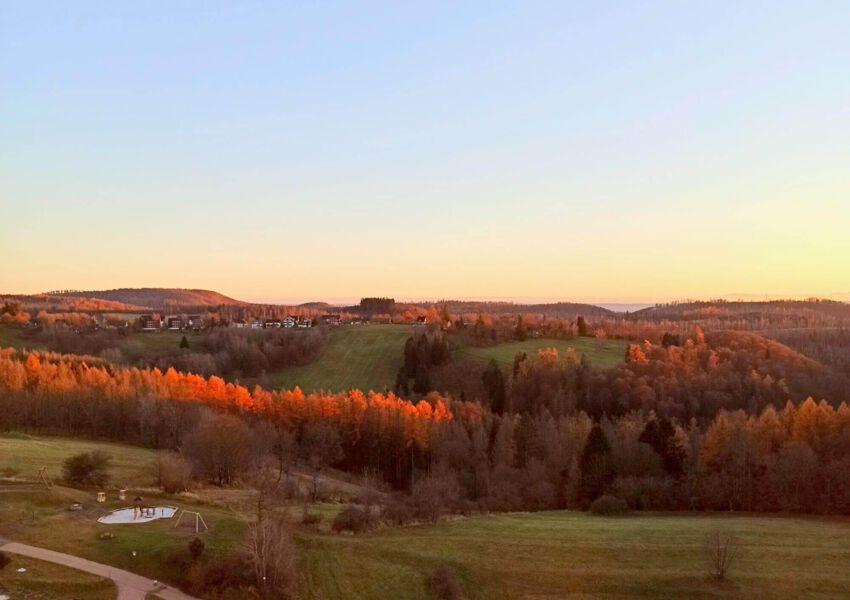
[[55, 288, 246, 309]]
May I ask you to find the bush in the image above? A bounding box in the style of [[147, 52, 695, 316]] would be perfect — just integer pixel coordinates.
[[332, 505, 374, 534], [189, 536, 205, 560], [589, 494, 628, 515], [1, 466, 20, 478], [382, 497, 416, 526], [301, 510, 322, 528], [0, 551, 10, 571], [705, 529, 737, 580], [428, 566, 463, 600], [157, 451, 193, 493], [62, 451, 111, 486]]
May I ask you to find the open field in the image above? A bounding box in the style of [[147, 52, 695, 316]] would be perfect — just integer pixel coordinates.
[[117, 331, 206, 361], [0, 326, 43, 352], [0, 433, 158, 487], [457, 336, 630, 370], [4, 435, 850, 599], [299, 510, 850, 600], [0, 325, 205, 361], [271, 325, 412, 392], [0, 554, 116, 600]]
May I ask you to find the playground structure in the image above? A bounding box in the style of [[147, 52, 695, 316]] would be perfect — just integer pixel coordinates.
[[172, 510, 209, 534], [37, 467, 53, 489]]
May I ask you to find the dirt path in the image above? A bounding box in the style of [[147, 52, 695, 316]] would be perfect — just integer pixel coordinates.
[[0, 540, 199, 600]]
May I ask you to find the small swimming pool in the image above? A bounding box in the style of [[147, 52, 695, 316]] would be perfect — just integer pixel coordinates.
[[97, 505, 178, 524]]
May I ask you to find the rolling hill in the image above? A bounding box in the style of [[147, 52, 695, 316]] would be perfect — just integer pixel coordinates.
[[54, 288, 246, 309]]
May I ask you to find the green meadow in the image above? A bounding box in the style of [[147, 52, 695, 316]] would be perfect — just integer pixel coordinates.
[[458, 336, 630, 370], [271, 324, 412, 392]]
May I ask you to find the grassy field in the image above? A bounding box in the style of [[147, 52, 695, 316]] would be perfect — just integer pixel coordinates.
[[299, 511, 850, 599], [118, 331, 205, 360], [457, 336, 629, 370], [0, 325, 40, 351], [0, 554, 116, 600], [4, 435, 850, 599], [0, 325, 204, 360], [271, 325, 412, 392], [0, 434, 247, 594], [0, 433, 158, 486]]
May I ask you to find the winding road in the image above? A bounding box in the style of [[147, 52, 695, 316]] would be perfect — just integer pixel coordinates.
[[0, 539, 199, 600]]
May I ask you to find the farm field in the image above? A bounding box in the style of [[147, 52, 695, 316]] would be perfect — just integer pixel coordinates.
[[0, 554, 116, 600], [271, 324, 412, 392], [457, 336, 630, 370], [299, 510, 850, 600]]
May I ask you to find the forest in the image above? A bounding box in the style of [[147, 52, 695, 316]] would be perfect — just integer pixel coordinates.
[[2, 302, 850, 516]]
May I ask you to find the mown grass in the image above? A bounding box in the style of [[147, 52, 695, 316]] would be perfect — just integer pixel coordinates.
[[271, 325, 412, 392], [457, 335, 630, 370], [0, 433, 158, 487], [0, 554, 116, 600], [298, 510, 850, 599]]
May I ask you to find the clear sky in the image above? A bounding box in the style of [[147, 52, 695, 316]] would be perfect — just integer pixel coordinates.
[[2, 1, 849, 303]]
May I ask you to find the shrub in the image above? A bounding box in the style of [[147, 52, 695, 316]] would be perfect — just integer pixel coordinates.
[[428, 566, 463, 600], [157, 451, 193, 493], [332, 505, 374, 533], [1, 466, 20, 478], [705, 529, 737, 580], [62, 451, 111, 486], [0, 551, 10, 571], [382, 498, 416, 526], [301, 510, 322, 528], [589, 494, 628, 515], [189, 536, 205, 560]]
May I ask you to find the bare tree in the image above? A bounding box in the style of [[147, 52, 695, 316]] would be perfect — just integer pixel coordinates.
[[704, 529, 737, 580], [244, 517, 297, 599], [183, 413, 257, 486]]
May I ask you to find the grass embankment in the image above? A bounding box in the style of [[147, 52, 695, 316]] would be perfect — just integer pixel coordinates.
[[458, 336, 630, 370], [0, 433, 157, 485], [298, 510, 850, 599], [0, 554, 116, 600], [271, 325, 412, 393]]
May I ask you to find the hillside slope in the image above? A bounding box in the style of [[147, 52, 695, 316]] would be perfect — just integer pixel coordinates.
[[56, 288, 246, 309]]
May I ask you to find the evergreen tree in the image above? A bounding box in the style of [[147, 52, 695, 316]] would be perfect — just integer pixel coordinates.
[[579, 424, 611, 502], [481, 359, 506, 414], [577, 316, 588, 337], [639, 417, 685, 477], [180, 335, 189, 349], [515, 315, 527, 341], [395, 367, 409, 396], [413, 364, 431, 394], [512, 352, 528, 379]]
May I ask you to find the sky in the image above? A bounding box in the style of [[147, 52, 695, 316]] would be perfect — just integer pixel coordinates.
[[2, 1, 849, 304]]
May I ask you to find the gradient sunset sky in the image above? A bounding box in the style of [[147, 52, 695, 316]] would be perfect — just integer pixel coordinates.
[[2, 2, 849, 303]]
